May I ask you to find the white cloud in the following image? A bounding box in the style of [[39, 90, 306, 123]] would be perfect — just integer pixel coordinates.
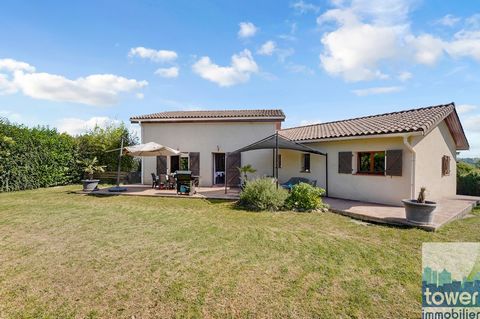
[[136, 93, 144, 99], [292, 1, 320, 14], [238, 22, 258, 38], [128, 47, 178, 62], [155, 66, 179, 78], [0, 110, 22, 122], [57, 116, 121, 135], [0, 58, 35, 73], [435, 14, 461, 27], [0, 73, 18, 94], [407, 34, 445, 65], [398, 71, 412, 82], [192, 49, 258, 87], [464, 115, 480, 132], [258, 41, 277, 56], [319, 18, 401, 81], [13, 72, 147, 106], [457, 104, 478, 114], [285, 63, 315, 75], [352, 86, 403, 96], [316, 0, 475, 81], [0, 58, 147, 106], [446, 30, 480, 62]]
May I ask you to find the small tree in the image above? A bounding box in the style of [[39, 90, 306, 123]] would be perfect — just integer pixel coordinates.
[[238, 164, 256, 188], [77, 157, 106, 180]]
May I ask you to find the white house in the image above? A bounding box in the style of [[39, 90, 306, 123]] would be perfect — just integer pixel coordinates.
[[130, 103, 469, 206]]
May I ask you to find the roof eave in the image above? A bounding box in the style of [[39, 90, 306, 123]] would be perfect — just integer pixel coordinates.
[[130, 117, 285, 123], [283, 131, 424, 144]]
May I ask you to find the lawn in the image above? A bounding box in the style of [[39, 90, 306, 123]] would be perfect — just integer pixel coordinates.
[[0, 186, 479, 318]]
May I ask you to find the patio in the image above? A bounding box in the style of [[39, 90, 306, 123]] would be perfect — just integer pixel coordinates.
[[91, 184, 240, 200], [324, 195, 480, 231]]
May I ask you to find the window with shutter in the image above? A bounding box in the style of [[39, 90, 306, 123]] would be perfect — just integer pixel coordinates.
[[442, 155, 451, 176], [338, 152, 353, 174], [357, 151, 385, 174], [386, 150, 403, 176]]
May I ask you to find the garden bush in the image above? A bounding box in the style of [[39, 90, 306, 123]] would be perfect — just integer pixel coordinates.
[[457, 162, 480, 196], [238, 178, 288, 211], [0, 118, 139, 192], [285, 182, 326, 211], [0, 119, 80, 192]]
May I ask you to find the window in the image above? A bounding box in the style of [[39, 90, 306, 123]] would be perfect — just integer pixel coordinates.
[[301, 154, 310, 172], [180, 156, 189, 171], [442, 155, 451, 176], [357, 151, 385, 175]]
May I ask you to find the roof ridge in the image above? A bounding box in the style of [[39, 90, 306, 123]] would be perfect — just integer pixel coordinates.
[[130, 108, 286, 120], [280, 103, 455, 131]]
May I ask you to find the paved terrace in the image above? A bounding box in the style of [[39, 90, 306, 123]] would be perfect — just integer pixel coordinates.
[[324, 196, 480, 231], [85, 185, 479, 231], [91, 184, 240, 200]]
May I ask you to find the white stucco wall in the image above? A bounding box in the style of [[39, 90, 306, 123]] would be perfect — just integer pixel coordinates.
[[278, 137, 413, 206], [140, 121, 277, 186], [412, 121, 457, 201]]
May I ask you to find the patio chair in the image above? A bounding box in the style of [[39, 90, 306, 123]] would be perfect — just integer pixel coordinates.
[[281, 177, 311, 191], [166, 174, 176, 189], [159, 174, 168, 189], [310, 180, 317, 187], [151, 173, 159, 189]]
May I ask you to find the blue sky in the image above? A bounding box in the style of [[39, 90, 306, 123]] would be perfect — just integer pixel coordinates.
[[0, 0, 479, 156]]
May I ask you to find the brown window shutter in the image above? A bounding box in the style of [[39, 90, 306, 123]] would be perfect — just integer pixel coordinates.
[[386, 150, 403, 176], [156, 156, 167, 175], [442, 155, 451, 176], [338, 152, 353, 174], [226, 152, 241, 187], [189, 152, 200, 176]]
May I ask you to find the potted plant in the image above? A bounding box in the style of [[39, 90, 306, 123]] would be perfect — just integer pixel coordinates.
[[238, 164, 256, 190], [77, 157, 106, 192], [402, 187, 437, 225]]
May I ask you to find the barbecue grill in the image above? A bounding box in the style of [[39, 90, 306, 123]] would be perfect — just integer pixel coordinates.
[[175, 170, 196, 195]]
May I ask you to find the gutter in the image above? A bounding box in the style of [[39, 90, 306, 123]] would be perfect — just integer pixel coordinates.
[[297, 131, 423, 144], [403, 135, 416, 199]]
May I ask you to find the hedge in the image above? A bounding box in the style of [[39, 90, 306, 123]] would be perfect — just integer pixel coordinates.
[[0, 119, 80, 192], [0, 119, 138, 192], [457, 162, 480, 196]]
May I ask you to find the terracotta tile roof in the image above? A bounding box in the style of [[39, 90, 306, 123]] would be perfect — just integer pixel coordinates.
[[280, 103, 469, 150], [131, 109, 285, 122]]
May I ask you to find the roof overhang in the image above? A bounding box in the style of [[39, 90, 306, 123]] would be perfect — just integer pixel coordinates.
[[444, 109, 470, 150], [288, 131, 424, 144], [130, 117, 285, 124]]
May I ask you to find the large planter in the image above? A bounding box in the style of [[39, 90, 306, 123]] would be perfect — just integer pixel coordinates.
[[82, 179, 100, 192], [402, 199, 437, 225]]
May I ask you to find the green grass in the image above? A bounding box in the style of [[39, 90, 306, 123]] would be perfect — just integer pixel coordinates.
[[0, 186, 479, 318]]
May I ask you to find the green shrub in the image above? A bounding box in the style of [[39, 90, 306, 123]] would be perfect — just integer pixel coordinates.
[[238, 178, 288, 211], [285, 182, 326, 212], [0, 119, 80, 192], [457, 170, 480, 196]]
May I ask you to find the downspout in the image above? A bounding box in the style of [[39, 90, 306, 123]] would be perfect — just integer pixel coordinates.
[[139, 121, 144, 185], [403, 135, 416, 199]]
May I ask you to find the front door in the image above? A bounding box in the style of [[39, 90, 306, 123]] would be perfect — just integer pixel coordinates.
[[213, 153, 226, 185]]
